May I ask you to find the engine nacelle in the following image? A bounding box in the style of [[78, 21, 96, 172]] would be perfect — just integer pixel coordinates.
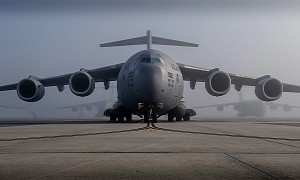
[[17, 78, 45, 102], [69, 71, 95, 97], [255, 77, 282, 102], [205, 71, 231, 96]]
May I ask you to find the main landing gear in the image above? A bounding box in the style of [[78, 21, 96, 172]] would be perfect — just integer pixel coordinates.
[[167, 114, 190, 122], [104, 108, 133, 123], [167, 109, 196, 122], [109, 114, 132, 122]]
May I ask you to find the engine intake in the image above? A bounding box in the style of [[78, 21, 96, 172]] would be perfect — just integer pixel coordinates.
[[205, 71, 231, 96], [255, 77, 282, 102], [69, 71, 95, 97], [17, 78, 45, 102]]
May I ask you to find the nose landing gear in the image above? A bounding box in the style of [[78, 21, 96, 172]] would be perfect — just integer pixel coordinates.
[[138, 103, 162, 123]]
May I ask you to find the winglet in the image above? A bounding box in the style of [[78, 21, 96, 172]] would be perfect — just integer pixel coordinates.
[[100, 30, 198, 50]]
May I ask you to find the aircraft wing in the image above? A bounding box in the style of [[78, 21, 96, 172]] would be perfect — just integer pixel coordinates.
[[0, 63, 124, 91], [177, 63, 300, 93], [0, 105, 28, 110], [56, 101, 108, 110], [192, 100, 259, 109], [266, 102, 300, 110], [193, 102, 240, 109]]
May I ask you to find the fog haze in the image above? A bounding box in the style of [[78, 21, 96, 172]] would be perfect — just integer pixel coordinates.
[[1, 0, 300, 118]]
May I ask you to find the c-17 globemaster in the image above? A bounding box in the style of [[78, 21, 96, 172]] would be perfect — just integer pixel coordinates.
[[194, 91, 300, 118], [1, 30, 300, 123]]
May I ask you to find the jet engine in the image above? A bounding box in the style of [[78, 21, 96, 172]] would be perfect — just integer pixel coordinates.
[[205, 70, 231, 96], [255, 77, 282, 102], [17, 78, 45, 102], [69, 71, 95, 97]]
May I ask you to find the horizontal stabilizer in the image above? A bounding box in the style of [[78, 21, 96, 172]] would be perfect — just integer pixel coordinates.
[[152, 36, 198, 47], [100, 36, 146, 47], [100, 30, 198, 50]]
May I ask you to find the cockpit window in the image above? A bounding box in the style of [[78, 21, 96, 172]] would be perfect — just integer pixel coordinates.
[[141, 58, 151, 63], [152, 58, 167, 65], [137, 56, 167, 66]]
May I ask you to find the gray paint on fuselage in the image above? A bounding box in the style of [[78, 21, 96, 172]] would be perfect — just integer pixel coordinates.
[[117, 49, 183, 115]]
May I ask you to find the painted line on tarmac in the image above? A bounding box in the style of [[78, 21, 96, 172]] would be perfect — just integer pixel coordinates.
[[1, 123, 299, 142], [0, 128, 145, 142], [224, 153, 279, 180], [155, 127, 300, 141]]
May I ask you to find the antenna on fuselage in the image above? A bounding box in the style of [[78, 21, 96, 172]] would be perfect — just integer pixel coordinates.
[[100, 30, 198, 50]]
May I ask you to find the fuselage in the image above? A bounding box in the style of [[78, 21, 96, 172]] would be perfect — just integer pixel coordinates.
[[117, 49, 184, 115]]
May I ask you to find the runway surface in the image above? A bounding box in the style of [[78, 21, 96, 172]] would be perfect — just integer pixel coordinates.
[[0, 118, 300, 179]]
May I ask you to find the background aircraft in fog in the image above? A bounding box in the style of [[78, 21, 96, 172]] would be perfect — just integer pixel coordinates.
[[1, 30, 300, 123], [55, 85, 116, 118], [0, 105, 30, 119], [194, 91, 300, 117], [56, 100, 110, 118], [0, 105, 27, 110]]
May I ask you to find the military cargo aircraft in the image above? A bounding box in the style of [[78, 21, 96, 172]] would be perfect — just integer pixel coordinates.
[[0, 105, 27, 110], [194, 91, 300, 117], [1, 30, 300, 123], [56, 100, 110, 118]]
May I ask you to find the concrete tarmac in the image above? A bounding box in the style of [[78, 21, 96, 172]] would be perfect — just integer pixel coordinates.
[[0, 118, 299, 179]]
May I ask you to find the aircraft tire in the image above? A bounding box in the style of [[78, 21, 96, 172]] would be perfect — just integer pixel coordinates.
[[176, 116, 182, 121], [183, 114, 190, 121], [110, 115, 117, 122], [118, 116, 124, 122], [126, 114, 132, 121]]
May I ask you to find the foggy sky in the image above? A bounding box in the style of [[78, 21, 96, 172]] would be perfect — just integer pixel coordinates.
[[1, 0, 300, 118]]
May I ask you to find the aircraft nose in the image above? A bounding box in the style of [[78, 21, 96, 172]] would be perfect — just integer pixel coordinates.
[[136, 65, 163, 102]]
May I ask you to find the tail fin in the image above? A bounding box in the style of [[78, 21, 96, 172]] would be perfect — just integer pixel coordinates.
[[100, 30, 198, 50]]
